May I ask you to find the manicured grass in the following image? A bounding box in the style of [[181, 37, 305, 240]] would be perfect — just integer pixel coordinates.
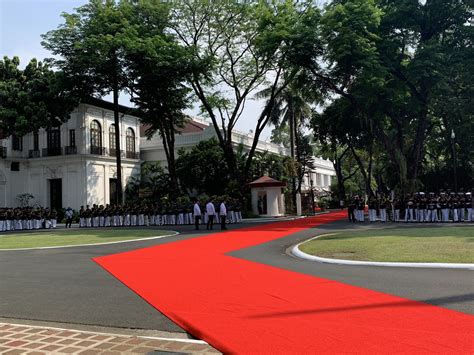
[[299, 226, 474, 263], [0, 229, 171, 250]]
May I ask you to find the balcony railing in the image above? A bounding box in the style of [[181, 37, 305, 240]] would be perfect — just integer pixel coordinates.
[[90, 145, 106, 155], [109, 148, 124, 158], [125, 151, 140, 159], [0, 147, 6, 159], [65, 146, 77, 155], [29, 150, 41, 158], [42, 147, 63, 157]]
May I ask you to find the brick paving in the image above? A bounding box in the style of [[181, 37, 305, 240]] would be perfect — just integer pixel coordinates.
[[0, 323, 220, 354]]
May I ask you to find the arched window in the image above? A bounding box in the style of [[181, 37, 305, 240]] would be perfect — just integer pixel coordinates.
[[126, 128, 135, 153], [90, 120, 102, 154], [109, 124, 116, 152]]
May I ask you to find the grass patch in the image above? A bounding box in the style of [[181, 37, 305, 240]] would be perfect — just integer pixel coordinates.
[[0, 229, 172, 250], [299, 226, 474, 263]]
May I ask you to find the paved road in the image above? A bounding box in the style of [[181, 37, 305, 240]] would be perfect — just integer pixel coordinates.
[[0, 219, 472, 336]]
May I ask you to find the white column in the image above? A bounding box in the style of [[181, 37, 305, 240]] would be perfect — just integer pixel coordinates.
[[296, 193, 302, 216]]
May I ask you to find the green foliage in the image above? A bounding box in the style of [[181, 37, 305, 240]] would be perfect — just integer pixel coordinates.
[[140, 162, 172, 199], [0, 57, 79, 136], [170, 0, 320, 183], [16, 193, 35, 208], [311, 0, 473, 194], [176, 138, 231, 196], [247, 150, 293, 185], [41, 0, 132, 97]]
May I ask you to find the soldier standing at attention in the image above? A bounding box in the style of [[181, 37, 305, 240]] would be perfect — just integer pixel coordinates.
[[78, 206, 85, 227], [466, 192, 473, 222], [428, 196, 436, 222], [393, 198, 401, 222], [440, 194, 447, 222], [405, 195, 414, 222], [51, 208, 58, 229], [368, 196, 377, 222], [99, 205, 105, 227], [457, 192, 465, 222], [85, 205, 92, 227], [436, 195, 442, 222], [452, 194, 459, 222], [0, 209, 5, 232]]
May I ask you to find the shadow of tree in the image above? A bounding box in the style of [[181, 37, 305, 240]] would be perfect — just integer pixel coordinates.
[[245, 293, 474, 319]]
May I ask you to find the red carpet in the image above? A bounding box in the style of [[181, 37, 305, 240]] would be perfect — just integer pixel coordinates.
[[94, 212, 474, 354]]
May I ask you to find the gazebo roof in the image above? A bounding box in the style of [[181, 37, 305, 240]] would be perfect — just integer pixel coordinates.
[[248, 175, 287, 188]]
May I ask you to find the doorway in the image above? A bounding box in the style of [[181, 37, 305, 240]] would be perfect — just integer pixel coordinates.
[[257, 191, 267, 215], [49, 179, 62, 210]]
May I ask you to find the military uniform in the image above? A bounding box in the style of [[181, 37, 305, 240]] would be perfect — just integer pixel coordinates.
[[368, 197, 377, 222], [466, 194, 473, 222]]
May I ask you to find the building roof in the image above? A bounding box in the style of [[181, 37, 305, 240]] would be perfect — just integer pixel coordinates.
[[248, 176, 287, 188], [140, 123, 152, 137], [140, 119, 208, 138], [178, 120, 208, 133], [83, 97, 136, 116]]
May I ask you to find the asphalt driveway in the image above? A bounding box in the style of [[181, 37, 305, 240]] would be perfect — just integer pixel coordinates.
[[0, 219, 472, 335]]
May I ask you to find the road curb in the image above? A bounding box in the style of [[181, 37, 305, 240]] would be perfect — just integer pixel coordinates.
[[0, 231, 180, 252], [291, 235, 474, 270]]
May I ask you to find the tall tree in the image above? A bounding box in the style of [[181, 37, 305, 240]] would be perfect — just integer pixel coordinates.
[[42, 0, 134, 204], [0, 56, 78, 136], [308, 0, 472, 193], [261, 75, 319, 203], [170, 0, 317, 186], [124, 1, 199, 196]]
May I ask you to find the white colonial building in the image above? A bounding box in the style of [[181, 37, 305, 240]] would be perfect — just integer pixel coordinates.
[[0, 98, 141, 210], [141, 117, 336, 193], [0, 99, 335, 211]]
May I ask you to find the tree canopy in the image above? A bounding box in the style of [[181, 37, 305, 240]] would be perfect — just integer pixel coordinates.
[[311, 0, 473, 194], [0, 56, 78, 136], [3, 0, 472, 203]]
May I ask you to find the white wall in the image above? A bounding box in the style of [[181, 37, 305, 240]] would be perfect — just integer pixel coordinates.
[[0, 101, 141, 210]]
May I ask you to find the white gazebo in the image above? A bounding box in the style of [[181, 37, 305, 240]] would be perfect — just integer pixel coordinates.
[[249, 176, 286, 217]]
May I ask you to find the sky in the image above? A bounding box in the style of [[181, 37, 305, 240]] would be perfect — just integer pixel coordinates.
[[0, 0, 272, 140]]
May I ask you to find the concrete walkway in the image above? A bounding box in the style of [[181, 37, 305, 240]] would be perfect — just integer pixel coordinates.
[[0, 322, 219, 354]]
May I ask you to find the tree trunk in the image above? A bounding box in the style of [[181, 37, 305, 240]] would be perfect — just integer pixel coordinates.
[[159, 118, 180, 197], [349, 145, 374, 197], [334, 157, 346, 203], [407, 106, 428, 192], [112, 79, 123, 205], [367, 141, 373, 196], [289, 101, 297, 207]]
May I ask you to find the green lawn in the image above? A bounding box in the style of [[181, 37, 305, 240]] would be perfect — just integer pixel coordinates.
[[299, 226, 474, 263], [0, 229, 172, 250]]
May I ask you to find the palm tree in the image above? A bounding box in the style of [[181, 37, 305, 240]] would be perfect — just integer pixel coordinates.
[[256, 76, 319, 208]]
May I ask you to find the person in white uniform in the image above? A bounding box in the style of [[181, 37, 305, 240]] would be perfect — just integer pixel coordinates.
[[206, 199, 216, 230], [193, 199, 202, 230], [219, 199, 227, 230]]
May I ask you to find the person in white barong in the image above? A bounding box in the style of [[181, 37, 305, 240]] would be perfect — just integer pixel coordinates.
[[193, 199, 202, 230], [206, 199, 216, 230], [219, 199, 227, 230]]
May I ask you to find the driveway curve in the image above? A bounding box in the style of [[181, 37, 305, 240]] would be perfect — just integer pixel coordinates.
[[0, 218, 472, 338]]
